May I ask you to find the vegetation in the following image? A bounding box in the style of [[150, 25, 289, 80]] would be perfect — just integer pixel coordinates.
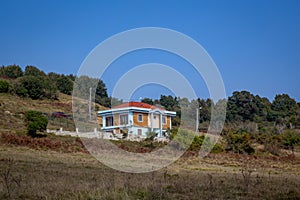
[[0, 64, 109, 104], [24, 111, 48, 137], [0, 79, 10, 93], [142, 91, 300, 155], [0, 65, 23, 79]]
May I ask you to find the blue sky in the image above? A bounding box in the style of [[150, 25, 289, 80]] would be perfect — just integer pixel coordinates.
[[0, 0, 299, 102]]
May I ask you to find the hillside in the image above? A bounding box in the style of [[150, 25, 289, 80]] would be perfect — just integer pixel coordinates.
[[0, 93, 105, 133]]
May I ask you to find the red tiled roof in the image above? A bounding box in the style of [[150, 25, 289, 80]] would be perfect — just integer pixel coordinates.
[[112, 102, 165, 110]]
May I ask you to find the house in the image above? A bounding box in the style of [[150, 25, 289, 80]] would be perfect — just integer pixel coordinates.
[[97, 102, 176, 138]]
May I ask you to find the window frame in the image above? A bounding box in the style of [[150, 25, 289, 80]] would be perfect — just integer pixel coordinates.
[[162, 116, 167, 124], [119, 114, 128, 125], [137, 129, 142, 136], [106, 116, 114, 127], [137, 114, 143, 122]]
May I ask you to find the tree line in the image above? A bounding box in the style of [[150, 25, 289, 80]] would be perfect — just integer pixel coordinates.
[[142, 91, 300, 133], [0, 64, 111, 106], [142, 94, 300, 155]]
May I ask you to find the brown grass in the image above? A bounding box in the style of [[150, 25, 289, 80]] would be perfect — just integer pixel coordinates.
[[0, 133, 88, 154], [0, 138, 299, 199]]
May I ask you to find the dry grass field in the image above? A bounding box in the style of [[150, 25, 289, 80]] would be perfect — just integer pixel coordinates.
[[0, 138, 299, 199]]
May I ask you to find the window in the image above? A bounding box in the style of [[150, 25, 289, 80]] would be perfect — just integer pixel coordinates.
[[106, 116, 114, 127], [137, 129, 142, 136], [138, 114, 143, 122], [162, 116, 166, 124], [120, 114, 128, 125]]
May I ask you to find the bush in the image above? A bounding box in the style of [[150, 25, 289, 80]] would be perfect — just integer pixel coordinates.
[[171, 129, 196, 150], [24, 110, 48, 137], [224, 131, 255, 154], [13, 81, 28, 97], [189, 135, 204, 151], [56, 75, 73, 95], [0, 65, 23, 79], [211, 143, 224, 153], [281, 130, 300, 154], [15, 76, 58, 99], [0, 79, 10, 93], [24, 65, 46, 76]]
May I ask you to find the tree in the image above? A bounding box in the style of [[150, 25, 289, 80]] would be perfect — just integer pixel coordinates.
[[96, 79, 108, 98], [16, 76, 58, 99], [75, 76, 108, 99], [0, 65, 23, 79], [198, 98, 212, 122], [282, 131, 300, 155], [18, 76, 45, 99], [141, 98, 154, 105], [25, 110, 48, 137], [226, 91, 267, 122], [160, 95, 178, 110], [43, 77, 58, 99], [56, 75, 73, 95], [13, 81, 28, 97], [0, 79, 10, 93], [271, 94, 297, 118], [24, 65, 46, 76], [224, 131, 254, 154], [47, 72, 60, 81]]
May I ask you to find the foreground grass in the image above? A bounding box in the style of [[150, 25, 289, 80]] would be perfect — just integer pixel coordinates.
[[0, 142, 299, 199]]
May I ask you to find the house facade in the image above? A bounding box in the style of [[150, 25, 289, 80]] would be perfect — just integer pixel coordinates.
[[97, 102, 176, 137]]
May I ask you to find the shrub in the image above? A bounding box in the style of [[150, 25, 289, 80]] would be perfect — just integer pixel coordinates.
[[211, 143, 224, 153], [224, 131, 255, 154], [171, 128, 196, 150], [189, 135, 204, 151], [0, 79, 10, 93], [281, 130, 300, 154], [15, 76, 58, 100], [24, 110, 48, 137], [0, 65, 23, 79], [56, 75, 73, 95]]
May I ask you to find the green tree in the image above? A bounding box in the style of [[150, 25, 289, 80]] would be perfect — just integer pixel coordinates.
[[198, 98, 213, 122], [271, 94, 297, 119], [43, 77, 58, 99], [18, 76, 45, 99], [16, 76, 58, 99], [47, 72, 60, 81], [0, 79, 10, 93], [226, 91, 263, 122], [282, 131, 300, 154], [224, 131, 254, 154], [24, 65, 46, 76], [160, 95, 178, 110], [56, 75, 73, 95], [67, 74, 76, 81], [96, 79, 108, 98], [141, 98, 154, 105], [13, 81, 28, 97], [25, 110, 48, 137], [0, 65, 23, 79]]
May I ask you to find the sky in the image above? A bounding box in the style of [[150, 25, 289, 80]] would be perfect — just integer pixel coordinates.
[[0, 0, 300, 102]]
